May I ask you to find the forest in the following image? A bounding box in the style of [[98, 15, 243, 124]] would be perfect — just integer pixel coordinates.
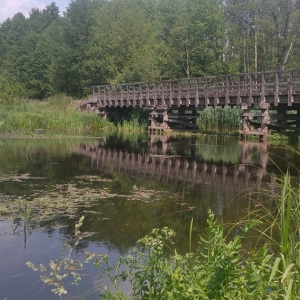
[[0, 0, 300, 100]]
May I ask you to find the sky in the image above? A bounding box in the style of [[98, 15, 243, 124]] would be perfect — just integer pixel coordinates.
[[0, 0, 70, 22]]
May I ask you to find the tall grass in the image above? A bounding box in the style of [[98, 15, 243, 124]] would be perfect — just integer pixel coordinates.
[[234, 145, 300, 299], [114, 108, 148, 132], [244, 172, 300, 299], [197, 107, 242, 133], [0, 94, 115, 134]]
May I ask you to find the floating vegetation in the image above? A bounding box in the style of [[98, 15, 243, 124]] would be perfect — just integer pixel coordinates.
[[131, 187, 173, 203], [0, 173, 46, 182], [73, 175, 113, 184], [0, 173, 175, 223], [0, 205, 8, 215], [26, 216, 106, 297]]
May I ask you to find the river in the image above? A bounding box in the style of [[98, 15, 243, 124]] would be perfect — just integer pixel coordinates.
[[0, 133, 299, 299]]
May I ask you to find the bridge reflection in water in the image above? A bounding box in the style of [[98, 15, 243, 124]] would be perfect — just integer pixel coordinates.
[[78, 135, 277, 195]]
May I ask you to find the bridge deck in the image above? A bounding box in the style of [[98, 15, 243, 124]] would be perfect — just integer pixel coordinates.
[[91, 70, 300, 109]]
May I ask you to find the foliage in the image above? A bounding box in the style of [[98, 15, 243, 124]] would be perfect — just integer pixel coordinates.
[[240, 171, 300, 300], [268, 133, 289, 143], [99, 210, 281, 299], [107, 107, 148, 131], [197, 107, 242, 133], [1, 0, 300, 99], [0, 94, 114, 134], [26, 216, 106, 298]]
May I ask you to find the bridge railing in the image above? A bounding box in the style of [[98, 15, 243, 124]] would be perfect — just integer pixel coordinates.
[[92, 69, 300, 108]]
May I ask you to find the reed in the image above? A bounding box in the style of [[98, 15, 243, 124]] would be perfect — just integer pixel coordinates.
[[0, 94, 115, 134], [197, 107, 242, 133], [254, 172, 300, 299], [233, 145, 300, 299]]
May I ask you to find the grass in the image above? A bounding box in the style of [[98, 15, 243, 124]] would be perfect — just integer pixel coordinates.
[[0, 94, 115, 134], [0, 95, 149, 135], [240, 171, 300, 299]]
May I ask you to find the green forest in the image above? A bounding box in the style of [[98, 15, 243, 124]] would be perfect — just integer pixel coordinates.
[[1, 0, 300, 100]]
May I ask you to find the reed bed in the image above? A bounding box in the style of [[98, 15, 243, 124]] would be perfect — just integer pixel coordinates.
[[0, 95, 115, 134], [197, 107, 242, 133]]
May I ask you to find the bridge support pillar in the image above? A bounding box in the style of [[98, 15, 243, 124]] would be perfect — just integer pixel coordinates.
[[148, 108, 170, 133], [240, 104, 269, 141], [277, 105, 288, 133], [241, 108, 251, 133], [99, 108, 107, 119], [296, 108, 300, 131], [260, 106, 270, 135]]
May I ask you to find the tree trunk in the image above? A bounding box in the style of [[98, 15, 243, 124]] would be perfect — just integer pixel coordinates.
[[280, 35, 296, 71]]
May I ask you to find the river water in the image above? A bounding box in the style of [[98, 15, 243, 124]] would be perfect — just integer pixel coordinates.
[[0, 133, 299, 299]]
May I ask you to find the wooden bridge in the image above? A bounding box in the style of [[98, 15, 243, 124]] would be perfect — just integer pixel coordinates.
[[80, 69, 300, 137]]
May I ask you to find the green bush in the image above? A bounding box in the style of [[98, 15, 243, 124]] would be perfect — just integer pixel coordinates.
[[100, 210, 280, 300]]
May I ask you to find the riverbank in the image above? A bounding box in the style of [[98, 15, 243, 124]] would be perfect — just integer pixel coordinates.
[[1, 95, 298, 145], [0, 95, 116, 133]]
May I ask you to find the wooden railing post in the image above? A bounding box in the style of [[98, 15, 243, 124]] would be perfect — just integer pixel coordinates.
[[108, 86, 112, 107], [237, 75, 241, 106], [248, 74, 253, 106], [97, 87, 100, 106], [139, 83, 142, 107], [161, 82, 165, 107], [146, 83, 150, 106], [177, 80, 181, 107], [205, 78, 209, 107], [120, 85, 123, 107], [186, 79, 190, 107], [103, 86, 106, 105], [195, 78, 199, 107], [225, 76, 229, 106], [126, 84, 129, 107], [133, 84, 136, 107], [154, 82, 157, 107], [261, 72, 266, 103], [275, 72, 279, 106], [169, 81, 172, 105], [214, 77, 218, 107], [288, 71, 293, 106]]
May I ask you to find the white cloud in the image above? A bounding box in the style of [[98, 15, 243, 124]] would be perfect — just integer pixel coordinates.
[[0, 0, 46, 22]]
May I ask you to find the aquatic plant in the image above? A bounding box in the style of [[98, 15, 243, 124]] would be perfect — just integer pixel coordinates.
[[26, 216, 107, 299], [197, 107, 242, 133], [240, 171, 300, 300], [0, 205, 8, 215]]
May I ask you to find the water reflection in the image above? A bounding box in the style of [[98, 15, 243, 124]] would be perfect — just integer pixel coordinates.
[[0, 134, 299, 299], [78, 135, 278, 193]]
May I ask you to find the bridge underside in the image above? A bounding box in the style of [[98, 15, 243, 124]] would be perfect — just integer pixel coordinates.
[[93, 98, 300, 137]]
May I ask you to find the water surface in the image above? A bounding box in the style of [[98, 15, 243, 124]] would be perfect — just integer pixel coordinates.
[[0, 134, 298, 299]]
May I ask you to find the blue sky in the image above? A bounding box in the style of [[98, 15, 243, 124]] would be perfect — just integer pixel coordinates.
[[0, 0, 71, 22]]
